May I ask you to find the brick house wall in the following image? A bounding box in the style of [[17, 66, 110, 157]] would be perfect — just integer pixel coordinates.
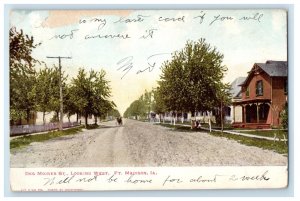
[[271, 77, 287, 126], [241, 71, 272, 100]]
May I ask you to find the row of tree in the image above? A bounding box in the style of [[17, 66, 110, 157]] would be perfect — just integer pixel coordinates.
[[123, 90, 153, 120], [123, 39, 231, 130], [10, 27, 119, 128]]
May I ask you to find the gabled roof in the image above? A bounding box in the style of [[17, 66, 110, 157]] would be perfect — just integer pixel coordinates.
[[256, 60, 287, 77], [230, 77, 246, 98], [240, 60, 287, 87]]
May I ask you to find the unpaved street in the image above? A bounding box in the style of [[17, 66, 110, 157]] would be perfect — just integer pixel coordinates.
[[10, 119, 287, 167]]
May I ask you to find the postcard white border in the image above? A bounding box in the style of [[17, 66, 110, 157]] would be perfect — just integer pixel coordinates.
[[10, 166, 287, 191], [2, 1, 297, 198]]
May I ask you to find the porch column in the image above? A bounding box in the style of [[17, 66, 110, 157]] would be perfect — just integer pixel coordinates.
[[233, 105, 236, 123], [242, 105, 245, 123], [256, 103, 260, 123]]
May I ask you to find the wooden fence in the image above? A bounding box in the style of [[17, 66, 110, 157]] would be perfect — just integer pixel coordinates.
[[10, 122, 80, 136]]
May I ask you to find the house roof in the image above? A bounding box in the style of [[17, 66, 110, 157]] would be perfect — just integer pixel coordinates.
[[256, 60, 287, 77], [230, 77, 246, 98], [240, 60, 287, 87]]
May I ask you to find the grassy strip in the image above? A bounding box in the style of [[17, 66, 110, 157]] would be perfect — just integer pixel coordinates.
[[158, 123, 208, 133], [164, 121, 235, 130], [209, 131, 288, 155], [157, 123, 288, 155], [234, 130, 288, 138], [86, 124, 100, 129], [10, 126, 84, 150], [200, 123, 234, 130]]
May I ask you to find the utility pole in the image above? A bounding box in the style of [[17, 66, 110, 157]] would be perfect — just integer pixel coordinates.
[[46, 56, 72, 131]]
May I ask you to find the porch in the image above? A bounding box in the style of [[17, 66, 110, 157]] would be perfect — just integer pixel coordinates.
[[232, 99, 272, 129]]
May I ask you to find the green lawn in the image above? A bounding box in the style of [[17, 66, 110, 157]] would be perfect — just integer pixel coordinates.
[[209, 131, 288, 155], [200, 123, 234, 130], [158, 123, 196, 131], [234, 129, 288, 139], [86, 124, 100, 129], [157, 123, 288, 155]]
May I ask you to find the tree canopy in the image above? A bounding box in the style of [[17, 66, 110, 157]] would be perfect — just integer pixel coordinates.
[[9, 27, 41, 123], [123, 90, 153, 119], [70, 68, 113, 127], [10, 27, 119, 126], [157, 39, 231, 116]]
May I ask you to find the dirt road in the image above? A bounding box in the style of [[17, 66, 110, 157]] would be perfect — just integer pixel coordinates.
[[10, 119, 287, 167]]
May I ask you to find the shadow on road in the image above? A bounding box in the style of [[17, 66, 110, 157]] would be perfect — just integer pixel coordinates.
[[98, 125, 124, 129]]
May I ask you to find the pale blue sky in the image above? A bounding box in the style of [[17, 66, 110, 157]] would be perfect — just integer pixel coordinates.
[[10, 9, 287, 114]]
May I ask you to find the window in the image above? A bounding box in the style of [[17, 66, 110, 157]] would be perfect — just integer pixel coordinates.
[[246, 87, 250, 97], [256, 80, 263, 96]]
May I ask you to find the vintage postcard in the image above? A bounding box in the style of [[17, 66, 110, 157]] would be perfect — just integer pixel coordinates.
[[9, 9, 288, 191]]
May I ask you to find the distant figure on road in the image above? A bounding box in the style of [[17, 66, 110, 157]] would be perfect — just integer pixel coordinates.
[[116, 117, 123, 126]]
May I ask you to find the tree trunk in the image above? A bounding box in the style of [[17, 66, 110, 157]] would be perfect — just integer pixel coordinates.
[[56, 110, 60, 121], [85, 113, 88, 128], [26, 109, 30, 124], [76, 113, 79, 122], [173, 112, 177, 126], [94, 115, 97, 125], [208, 111, 212, 132], [43, 111, 46, 125], [221, 102, 224, 132], [190, 111, 194, 129], [182, 112, 184, 124]]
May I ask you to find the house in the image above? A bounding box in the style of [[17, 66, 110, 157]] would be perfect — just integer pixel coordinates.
[[11, 111, 97, 126], [228, 77, 246, 123], [232, 60, 288, 128]]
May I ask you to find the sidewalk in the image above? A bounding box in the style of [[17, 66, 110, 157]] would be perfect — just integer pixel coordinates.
[[10, 125, 82, 140], [157, 122, 287, 142], [201, 127, 287, 142]]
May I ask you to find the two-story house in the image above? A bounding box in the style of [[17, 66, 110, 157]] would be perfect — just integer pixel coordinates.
[[232, 60, 287, 128]]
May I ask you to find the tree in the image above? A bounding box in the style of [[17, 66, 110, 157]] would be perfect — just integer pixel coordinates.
[[143, 90, 153, 119], [157, 38, 231, 128], [64, 85, 79, 123], [9, 27, 41, 124], [215, 84, 232, 131], [97, 101, 117, 121], [34, 66, 68, 124], [152, 87, 167, 122], [91, 69, 113, 124], [70, 68, 112, 128], [106, 108, 121, 119], [9, 27, 41, 75], [10, 71, 37, 124], [123, 90, 154, 120], [35, 67, 53, 124], [280, 102, 288, 129], [123, 99, 146, 119]]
